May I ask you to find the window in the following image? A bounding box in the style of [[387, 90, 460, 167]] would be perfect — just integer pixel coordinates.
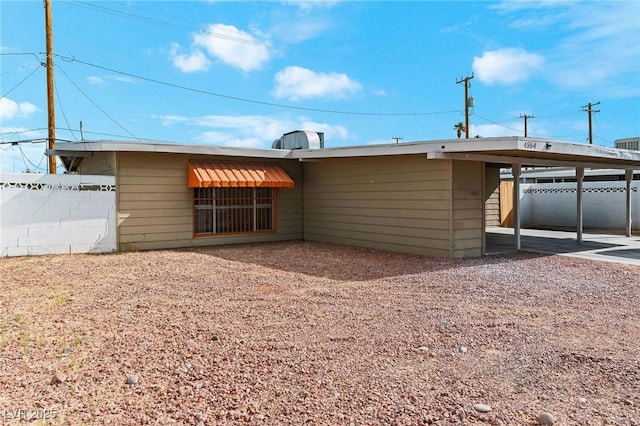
[[194, 187, 275, 235]]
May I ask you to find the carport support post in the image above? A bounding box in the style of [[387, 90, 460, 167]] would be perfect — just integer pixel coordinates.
[[576, 166, 584, 244], [626, 169, 633, 237], [512, 163, 521, 250]]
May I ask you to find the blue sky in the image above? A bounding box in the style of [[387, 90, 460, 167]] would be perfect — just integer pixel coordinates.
[[1, 0, 639, 173]]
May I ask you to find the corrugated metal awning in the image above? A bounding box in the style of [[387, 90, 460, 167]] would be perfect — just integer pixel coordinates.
[[188, 160, 295, 188]]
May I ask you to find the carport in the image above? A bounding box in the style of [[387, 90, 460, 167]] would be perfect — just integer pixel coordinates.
[[426, 137, 640, 251]]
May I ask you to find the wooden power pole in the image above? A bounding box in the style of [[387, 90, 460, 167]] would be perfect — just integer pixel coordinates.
[[520, 114, 535, 137], [581, 101, 600, 145], [45, 0, 56, 173], [456, 73, 474, 138]]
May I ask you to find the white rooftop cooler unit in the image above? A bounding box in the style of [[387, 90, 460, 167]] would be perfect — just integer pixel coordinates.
[[272, 130, 324, 150]]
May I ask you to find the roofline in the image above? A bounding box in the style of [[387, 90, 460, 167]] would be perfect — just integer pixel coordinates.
[[48, 136, 640, 169], [49, 140, 293, 159]]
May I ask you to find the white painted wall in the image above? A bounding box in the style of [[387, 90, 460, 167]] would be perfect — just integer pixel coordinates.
[[0, 173, 116, 257], [520, 181, 639, 230]]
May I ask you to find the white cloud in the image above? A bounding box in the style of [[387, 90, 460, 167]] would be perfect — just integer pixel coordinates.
[[288, 1, 340, 14], [273, 66, 363, 101], [495, 1, 640, 97], [193, 24, 271, 72], [169, 42, 211, 73], [153, 113, 351, 148], [88, 75, 135, 84], [87, 76, 104, 85], [473, 48, 544, 86], [271, 18, 328, 44], [0, 98, 38, 120]]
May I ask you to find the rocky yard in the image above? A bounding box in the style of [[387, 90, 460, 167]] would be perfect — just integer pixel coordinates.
[[1, 241, 639, 425]]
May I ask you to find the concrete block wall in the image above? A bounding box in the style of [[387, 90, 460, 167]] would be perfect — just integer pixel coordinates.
[[520, 181, 639, 231], [0, 173, 117, 257]]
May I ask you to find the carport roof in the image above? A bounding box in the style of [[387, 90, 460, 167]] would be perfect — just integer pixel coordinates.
[[50, 136, 640, 171]]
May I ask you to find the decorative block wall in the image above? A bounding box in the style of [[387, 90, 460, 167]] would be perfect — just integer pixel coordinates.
[[520, 181, 639, 231], [0, 173, 116, 257]]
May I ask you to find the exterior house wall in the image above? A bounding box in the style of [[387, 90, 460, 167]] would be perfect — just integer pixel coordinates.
[[451, 160, 483, 258], [78, 151, 116, 176], [0, 173, 116, 257], [115, 152, 303, 252], [484, 166, 501, 227], [302, 155, 454, 257]]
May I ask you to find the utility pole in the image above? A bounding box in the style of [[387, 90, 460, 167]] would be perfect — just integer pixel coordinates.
[[45, 0, 56, 173], [581, 101, 600, 145], [456, 73, 474, 138], [391, 136, 403, 144], [519, 114, 535, 137]]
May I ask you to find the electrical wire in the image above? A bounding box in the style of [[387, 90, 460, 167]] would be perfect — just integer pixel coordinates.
[[54, 63, 140, 140], [0, 59, 41, 77], [53, 78, 79, 141], [0, 65, 41, 99], [60, 55, 460, 117], [0, 128, 48, 136], [593, 115, 611, 145], [66, 1, 273, 48], [472, 112, 523, 133], [18, 144, 47, 172]]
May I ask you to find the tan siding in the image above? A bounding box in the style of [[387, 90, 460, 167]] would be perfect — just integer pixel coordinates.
[[303, 155, 452, 257], [451, 160, 483, 258], [78, 152, 116, 175], [116, 152, 302, 252], [485, 166, 501, 226]]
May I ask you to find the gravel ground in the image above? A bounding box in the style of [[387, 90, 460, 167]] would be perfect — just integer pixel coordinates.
[[1, 241, 639, 425]]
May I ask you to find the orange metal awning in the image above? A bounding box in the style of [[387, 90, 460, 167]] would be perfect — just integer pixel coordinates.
[[188, 160, 295, 188]]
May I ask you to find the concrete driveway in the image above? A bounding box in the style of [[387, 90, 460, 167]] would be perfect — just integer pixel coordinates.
[[486, 227, 640, 266]]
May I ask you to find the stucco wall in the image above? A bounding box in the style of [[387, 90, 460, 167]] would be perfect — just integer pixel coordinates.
[[0, 173, 116, 257], [116, 152, 303, 251]]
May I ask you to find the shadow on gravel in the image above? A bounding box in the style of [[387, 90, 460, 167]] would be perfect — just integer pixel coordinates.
[[486, 232, 621, 255], [596, 248, 640, 261], [177, 240, 546, 281]]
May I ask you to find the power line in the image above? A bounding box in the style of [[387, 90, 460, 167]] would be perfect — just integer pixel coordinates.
[[0, 59, 41, 77], [53, 78, 78, 141], [66, 1, 272, 48], [18, 144, 47, 172], [472, 112, 522, 133], [59, 55, 460, 117], [456, 73, 474, 138], [0, 64, 41, 99], [54, 63, 140, 140], [519, 113, 535, 137], [581, 101, 600, 145]]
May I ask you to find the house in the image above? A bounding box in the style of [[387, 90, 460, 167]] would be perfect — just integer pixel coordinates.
[[50, 134, 640, 258]]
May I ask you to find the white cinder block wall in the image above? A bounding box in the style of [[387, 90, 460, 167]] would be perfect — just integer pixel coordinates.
[[520, 181, 639, 231], [0, 173, 117, 257]]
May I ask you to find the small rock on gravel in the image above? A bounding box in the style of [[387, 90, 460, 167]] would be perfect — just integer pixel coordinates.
[[459, 346, 468, 354], [126, 374, 139, 385], [538, 411, 556, 425], [415, 346, 429, 352], [576, 397, 587, 404], [50, 371, 66, 385], [474, 403, 492, 413]]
